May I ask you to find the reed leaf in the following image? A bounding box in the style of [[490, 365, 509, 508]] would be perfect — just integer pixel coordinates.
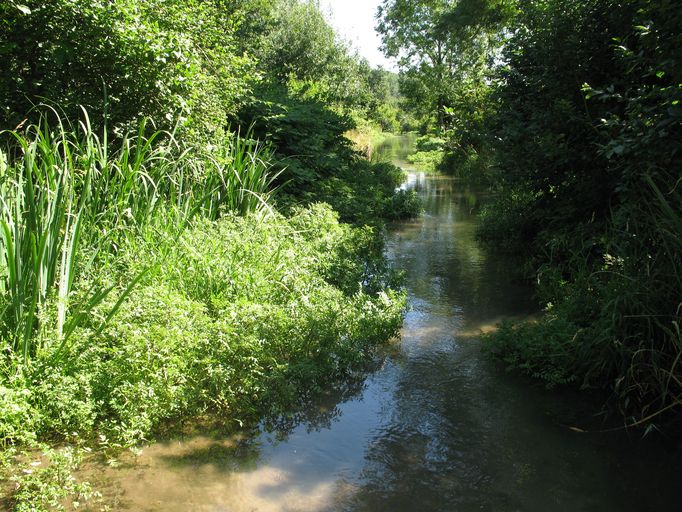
[[0, 109, 280, 365]]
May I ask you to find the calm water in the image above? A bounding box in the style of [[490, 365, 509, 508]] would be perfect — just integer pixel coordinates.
[[372, 132, 418, 169], [84, 142, 681, 511]]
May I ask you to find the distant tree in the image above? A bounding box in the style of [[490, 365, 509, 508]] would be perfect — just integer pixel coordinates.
[[377, 0, 457, 129], [255, 0, 372, 111], [376, 0, 512, 131], [366, 69, 403, 131]]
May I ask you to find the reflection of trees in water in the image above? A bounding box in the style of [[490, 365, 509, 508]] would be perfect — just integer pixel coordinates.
[[260, 358, 385, 440], [139, 359, 386, 477], [372, 134, 418, 165], [419, 178, 486, 217], [156, 435, 264, 473], [396, 175, 536, 331]]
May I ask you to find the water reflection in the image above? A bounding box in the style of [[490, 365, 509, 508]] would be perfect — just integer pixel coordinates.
[[84, 141, 681, 512], [372, 133, 418, 169]]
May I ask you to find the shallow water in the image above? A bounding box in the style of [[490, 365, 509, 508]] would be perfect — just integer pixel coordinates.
[[85, 162, 681, 511]]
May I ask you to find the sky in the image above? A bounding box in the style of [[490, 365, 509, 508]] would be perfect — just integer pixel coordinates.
[[318, 0, 398, 71]]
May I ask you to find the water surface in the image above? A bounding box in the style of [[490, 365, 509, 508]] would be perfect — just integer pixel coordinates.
[[86, 152, 680, 511]]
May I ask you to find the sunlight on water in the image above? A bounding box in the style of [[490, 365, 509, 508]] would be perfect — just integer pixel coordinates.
[[83, 136, 681, 512], [398, 171, 425, 191], [85, 438, 345, 511]]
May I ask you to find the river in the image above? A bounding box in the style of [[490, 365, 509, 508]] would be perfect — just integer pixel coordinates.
[[84, 136, 680, 511]]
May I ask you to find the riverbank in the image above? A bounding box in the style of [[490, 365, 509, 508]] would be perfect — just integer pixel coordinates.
[[0, 114, 412, 510], [0, 204, 406, 510]]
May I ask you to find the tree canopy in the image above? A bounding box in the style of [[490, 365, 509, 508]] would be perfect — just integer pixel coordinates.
[[376, 0, 511, 129]]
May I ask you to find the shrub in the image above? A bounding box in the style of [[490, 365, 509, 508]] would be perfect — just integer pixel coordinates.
[[1, 204, 406, 447], [0, 0, 254, 144]]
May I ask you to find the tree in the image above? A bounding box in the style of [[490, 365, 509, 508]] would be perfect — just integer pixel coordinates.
[[0, 0, 254, 144], [254, 0, 373, 112], [376, 0, 510, 131], [377, 0, 457, 129], [479, 0, 682, 426]]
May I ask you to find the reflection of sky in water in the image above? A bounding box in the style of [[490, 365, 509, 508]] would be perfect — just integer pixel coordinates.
[[84, 144, 682, 512], [398, 171, 426, 191]]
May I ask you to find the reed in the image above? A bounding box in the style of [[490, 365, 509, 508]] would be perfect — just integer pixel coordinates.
[[0, 110, 279, 364], [195, 129, 282, 219], [0, 116, 87, 361]]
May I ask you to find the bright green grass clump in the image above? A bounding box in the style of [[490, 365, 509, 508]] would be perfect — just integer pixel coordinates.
[[0, 115, 405, 445], [0, 111, 278, 367]]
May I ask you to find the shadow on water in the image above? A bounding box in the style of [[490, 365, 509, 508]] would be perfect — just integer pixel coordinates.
[[84, 136, 681, 512]]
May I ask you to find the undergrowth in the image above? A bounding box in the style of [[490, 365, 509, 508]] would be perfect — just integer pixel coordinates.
[[477, 0, 682, 432], [0, 114, 407, 510], [482, 171, 682, 430], [406, 135, 445, 173]]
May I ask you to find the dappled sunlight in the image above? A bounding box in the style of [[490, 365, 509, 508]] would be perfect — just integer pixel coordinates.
[[83, 436, 356, 512], [402, 323, 453, 340], [226, 467, 353, 512], [77, 157, 679, 512]]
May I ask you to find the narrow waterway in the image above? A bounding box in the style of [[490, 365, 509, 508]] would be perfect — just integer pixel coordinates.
[[86, 141, 680, 511]]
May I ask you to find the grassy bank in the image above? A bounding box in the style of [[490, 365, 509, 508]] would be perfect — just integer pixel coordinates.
[[0, 1, 421, 508], [0, 116, 407, 510]]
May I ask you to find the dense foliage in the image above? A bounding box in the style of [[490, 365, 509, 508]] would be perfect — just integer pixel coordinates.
[[234, 0, 414, 219], [377, 0, 510, 178], [0, 0, 253, 145], [381, 0, 681, 428], [1, 195, 404, 448], [1, 0, 414, 217], [479, 0, 681, 430], [377, 0, 508, 132]]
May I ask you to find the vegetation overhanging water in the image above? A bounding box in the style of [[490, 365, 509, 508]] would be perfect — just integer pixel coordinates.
[[75, 156, 681, 511]]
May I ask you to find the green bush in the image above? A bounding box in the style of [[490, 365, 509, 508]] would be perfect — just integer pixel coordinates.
[[480, 0, 682, 427], [1, 204, 405, 447], [0, 113, 279, 366], [477, 188, 543, 257], [7, 445, 97, 512], [407, 150, 444, 172], [484, 318, 582, 388], [0, 380, 37, 445], [414, 135, 445, 152], [387, 190, 424, 220], [0, 0, 254, 144]]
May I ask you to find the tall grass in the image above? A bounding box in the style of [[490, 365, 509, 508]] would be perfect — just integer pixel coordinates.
[[625, 173, 682, 425], [0, 109, 278, 364], [0, 117, 88, 361], [194, 130, 281, 219]]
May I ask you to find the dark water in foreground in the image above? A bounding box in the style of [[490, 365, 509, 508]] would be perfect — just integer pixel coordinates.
[[85, 154, 680, 511]]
